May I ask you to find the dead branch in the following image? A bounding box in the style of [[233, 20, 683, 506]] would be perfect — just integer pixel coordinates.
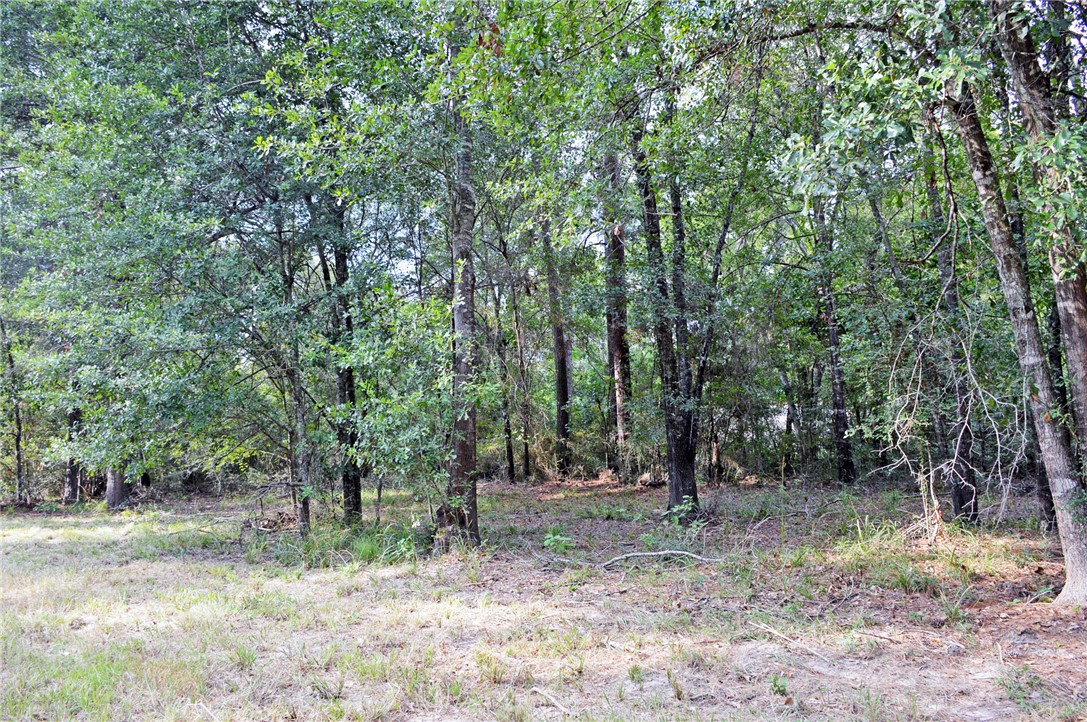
[[599, 550, 726, 568], [531, 687, 572, 715]]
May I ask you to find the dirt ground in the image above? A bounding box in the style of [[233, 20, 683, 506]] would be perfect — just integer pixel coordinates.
[[1, 476, 1085, 721]]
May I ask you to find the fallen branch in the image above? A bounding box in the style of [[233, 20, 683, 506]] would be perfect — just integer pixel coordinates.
[[749, 621, 833, 664], [531, 686, 572, 715], [599, 550, 727, 568], [851, 629, 898, 643]]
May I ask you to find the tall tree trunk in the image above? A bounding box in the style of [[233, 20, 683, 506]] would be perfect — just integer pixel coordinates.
[[1039, 303, 1063, 527], [0, 316, 25, 504], [315, 200, 362, 523], [502, 394, 515, 482], [444, 71, 480, 544], [497, 231, 533, 481], [493, 285, 517, 483], [105, 466, 130, 510], [1009, 173, 1063, 528], [541, 216, 573, 475], [602, 152, 632, 477], [287, 360, 311, 536], [1006, 157, 1063, 527], [631, 125, 698, 513], [811, 199, 857, 485], [666, 172, 699, 511], [511, 282, 532, 481], [333, 236, 362, 522], [994, 0, 1087, 464], [950, 82, 1087, 603], [63, 406, 82, 504]]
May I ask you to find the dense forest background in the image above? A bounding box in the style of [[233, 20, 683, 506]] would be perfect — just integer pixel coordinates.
[[3, 0, 1087, 600]]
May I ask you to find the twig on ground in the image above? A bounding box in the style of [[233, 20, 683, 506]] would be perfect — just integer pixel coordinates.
[[852, 629, 897, 643], [530, 551, 592, 569], [904, 627, 966, 648], [531, 686, 572, 715], [599, 550, 726, 568], [192, 702, 221, 721], [749, 621, 833, 664]]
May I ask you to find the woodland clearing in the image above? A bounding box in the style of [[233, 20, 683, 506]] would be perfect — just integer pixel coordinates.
[[2, 477, 1084, 721]]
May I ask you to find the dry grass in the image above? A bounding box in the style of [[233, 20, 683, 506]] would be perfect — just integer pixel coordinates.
[[1, 478, 1085, 721]]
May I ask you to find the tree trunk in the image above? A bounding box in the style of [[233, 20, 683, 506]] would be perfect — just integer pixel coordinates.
[[631, 124, 699, 513], [62, 406, 83, 504], [602, 152, 632, 478], [541, 216, 572, 475], [811, 199, 857, 485], [497, 231, 533, 482], [994, 0, 1087, 466], [334, 242, 362, 522], [1039, 303, 1063, 528], [1009, 175, 1063, 528], [444, 79, 480, 545], [950, 82, 1087, 604], [314, 200, 362, 524], [63, 461, 81, 504], [511, 285, 532, 481], [493, 290, 517, 483], [287, 360, 311, 536], [105, 467, 131, 510], [502, 394, 515, 482], [0, 316, 25, 504], [1007, 161, 1063, 528]]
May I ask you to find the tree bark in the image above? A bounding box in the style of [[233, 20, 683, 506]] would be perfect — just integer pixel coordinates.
[[496, 230, 533, 481], [1009, 174, 1062, 529], [444, 77, 480, 545], [602, 152, 632, 477], [105, 467, 130, 510], [510, 277, 532, 481], [492, 284, 517, 483], [315, 200, 362, 523], [994, 0, 1087, 465], [62, 439, 80, 502], [811, 199, 857, 485], [1039, 302, 1063, 528], [541, 215, 573, 475], [0, 316, 25, 504], [63, 464, 82, 502], [334, 247, 362, 522], [950, 82, 1087, 604], [287, 360, 311, 536], [631, 124, 699, 513]]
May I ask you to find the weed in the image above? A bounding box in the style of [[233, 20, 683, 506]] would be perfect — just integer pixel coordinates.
[[886, 560, 940, 595], [475, 649, 507, 684], [938, 585, 973, 625], [769, 673, 788, 697], [272, 523, 418, 568], [857, 687, 883, 721], [667, 668, 684, 700], [232, 645, 257, 671], [311, 675, 345, 701], [543, 526, 573, 554], [1001, 664, 1047, 709], [883, 489, 902, 517]]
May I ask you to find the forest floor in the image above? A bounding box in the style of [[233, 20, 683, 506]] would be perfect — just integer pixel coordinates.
[[1, 475, 1085, 721]]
